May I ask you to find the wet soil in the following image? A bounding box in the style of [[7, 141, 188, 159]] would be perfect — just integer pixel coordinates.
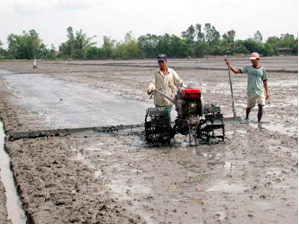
[[0, 120, 26, 224], [0, 56, 297, 223], [0, 178, 11, 224]]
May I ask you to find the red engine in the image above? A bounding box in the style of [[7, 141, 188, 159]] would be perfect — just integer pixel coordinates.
[[181, 88, 201, 99], [175, 88, 204, 119]]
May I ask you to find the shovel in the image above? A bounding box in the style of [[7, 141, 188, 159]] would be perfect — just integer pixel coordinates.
[[224, 55, 241, 121]]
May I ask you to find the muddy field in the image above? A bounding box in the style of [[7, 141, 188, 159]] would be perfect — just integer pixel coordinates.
[[0, 56, 298, 223]]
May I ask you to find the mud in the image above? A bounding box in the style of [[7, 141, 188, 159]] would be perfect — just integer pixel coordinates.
[[0, 120, 12, 224], [0, 121, 26, 224], [0, 56, 297, 223], [0, 179, 11, 224]]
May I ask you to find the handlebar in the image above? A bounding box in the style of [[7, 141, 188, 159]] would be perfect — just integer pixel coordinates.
[[149, 89, 176, 104]]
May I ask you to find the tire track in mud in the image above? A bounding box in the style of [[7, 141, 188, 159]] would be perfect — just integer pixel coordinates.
[[7, 123, 144, 141]]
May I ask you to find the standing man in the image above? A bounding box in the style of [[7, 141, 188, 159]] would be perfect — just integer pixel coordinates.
[[33, 59, 37, 69], [225, 52, 269, 122], [147, 53, 186, 115]]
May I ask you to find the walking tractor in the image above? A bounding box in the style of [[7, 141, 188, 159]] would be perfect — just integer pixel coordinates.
[[145, 87, 225, 146]]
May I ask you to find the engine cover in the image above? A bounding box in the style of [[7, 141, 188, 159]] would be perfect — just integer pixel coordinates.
[[181, 88, 201, 99]]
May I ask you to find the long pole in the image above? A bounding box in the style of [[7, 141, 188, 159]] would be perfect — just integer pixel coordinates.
[[225, 55, 237, 118]]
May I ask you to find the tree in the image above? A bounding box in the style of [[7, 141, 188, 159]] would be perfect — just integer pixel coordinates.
[[86, 46, 100, 59], [6, 29, 43, 59], [137, 34, 159, 58], [262, 42, 275, 56], [254, 30, 263, 43], [102, 36, 116, 59], [156, 34, 172, 56], [195, 23, 205, 42], [169, 34, 189, 58], [266, 36, 280, 46], [66, 26, 75, 58], [265, 36, 280, 55], [73, 29, 96, 59], [223, 30, 236, 43], [59, 27, 74, 58], [204, 23, 220, 45], [193, 41, 209, 57], [278, 33, 298, 54], [234, 40, 249, 54], [115, 42, 126, 59], [2, 24, 297, 60], [40, 44, 56, 60], [124, 31, 138, 59], [222, 29, 236, 54], [0, 39, 5, 59], [181, 25, 196, 44], [59, 27, 96, 59], [48, 44, 57, 60], [279, 33, 296, 47], [264, 34, 298, 55], [242, 38, 263, 53]]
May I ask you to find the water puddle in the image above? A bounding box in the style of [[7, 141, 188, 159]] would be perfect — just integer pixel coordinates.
[[223, 161, 235, 174], [70, 146, 96, 170], [94, 170, 102, 178], [206, 180, 248, 192], [85, 142, 104, 151], [109, 182, 151, 200], [254, 201, 273, 210], [265, 167, 282, 176], [0, 121, 27, 223], [260, 122, 297, 136], [71, 140, 156, 223], [289, 97, 298, 106], [108, 178, 155, 224], [0, 70, 15, 75]]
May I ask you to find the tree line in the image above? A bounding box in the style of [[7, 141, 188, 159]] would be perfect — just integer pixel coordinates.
[[0, 23, 297, 60]]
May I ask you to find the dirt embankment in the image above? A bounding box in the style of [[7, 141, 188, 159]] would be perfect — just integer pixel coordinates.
[[0, 56, 297, 223]]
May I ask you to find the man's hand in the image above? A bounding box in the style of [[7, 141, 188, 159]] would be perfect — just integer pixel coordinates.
[[147, 89, 152, 95], [225, 60, 241, 74], [263, 80, 269, 100]]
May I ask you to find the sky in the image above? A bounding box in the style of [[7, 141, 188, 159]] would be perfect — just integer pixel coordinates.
[[0, 0, 298, 49]]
